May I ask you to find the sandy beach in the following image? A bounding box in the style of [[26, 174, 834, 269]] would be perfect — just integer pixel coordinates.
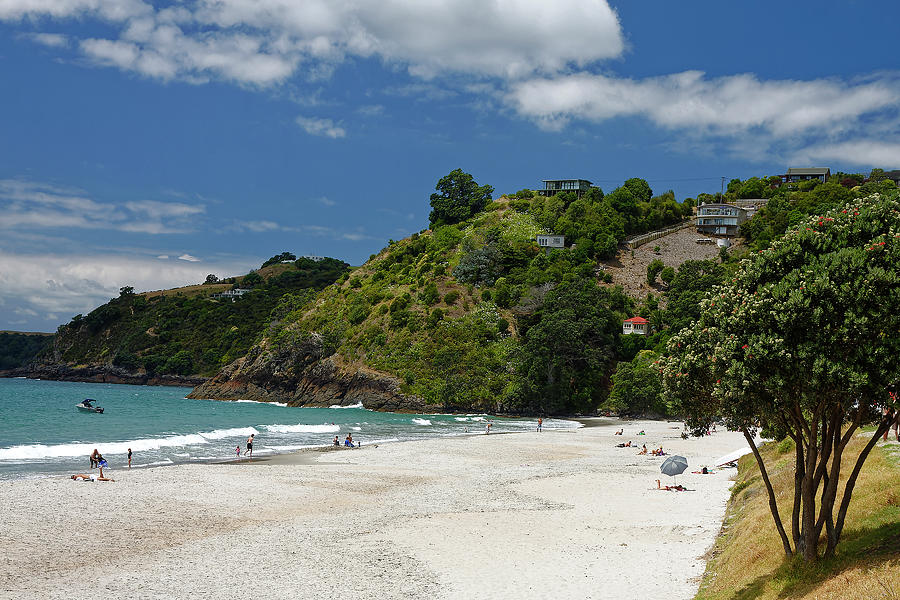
[[0, 419, 747, 600]]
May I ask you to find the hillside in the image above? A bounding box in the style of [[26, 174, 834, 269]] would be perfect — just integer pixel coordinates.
[[18, 256, 349, 383], [191, 183, 708, 414], [0, 331, 54, 371], [695, 434, 899, 599]]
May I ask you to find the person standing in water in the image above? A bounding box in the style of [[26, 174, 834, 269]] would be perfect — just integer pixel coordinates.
[[245, 433, 255, 456], [127, 448, 132, 469], [90, 449, 100, 469]]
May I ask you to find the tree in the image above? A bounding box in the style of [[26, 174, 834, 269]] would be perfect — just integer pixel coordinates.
[[262, 252, 297, 268], [607, 350, 666, 415], [662, 193, 900, 561], [119, 286, 134, 297], [242, 271, 263, 287], [428, 168, 493, 227], [519, 279, 619, 414], [204, 274, 219, 284], [660, 266, 675, 287], [646, 259, 664, 285]]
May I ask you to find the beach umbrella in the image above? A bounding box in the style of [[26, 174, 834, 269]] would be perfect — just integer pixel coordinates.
[[660, 455, 688, 484]]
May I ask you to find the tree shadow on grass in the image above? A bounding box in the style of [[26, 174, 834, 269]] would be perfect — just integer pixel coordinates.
[[723, 520, 900, 600]]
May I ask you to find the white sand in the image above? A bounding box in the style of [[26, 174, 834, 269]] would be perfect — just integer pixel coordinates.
[[0, 420, 746, 600]]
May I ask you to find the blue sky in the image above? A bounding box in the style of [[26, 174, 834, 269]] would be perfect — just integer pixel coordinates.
[[2, 0, 900, 332]]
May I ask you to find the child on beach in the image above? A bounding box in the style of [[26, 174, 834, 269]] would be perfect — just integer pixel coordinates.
[[127, 448, 132, 469], [236, 445, 241, 458], [537, 418, 543, 432]]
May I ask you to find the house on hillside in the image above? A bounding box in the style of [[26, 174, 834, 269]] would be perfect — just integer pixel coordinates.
[[539, 179, 593, 197], [622, 316, 649, 335], [211, 288, 251, 301], [781, 167, 831, 183], [536, 234, 565, 249], [696, 203, 748, 237]]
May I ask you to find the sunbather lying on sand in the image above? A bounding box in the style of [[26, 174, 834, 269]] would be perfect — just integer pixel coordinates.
[[637, 444, 647, 455], [71, 474, 114, 482], [656, 480, 685, 491]]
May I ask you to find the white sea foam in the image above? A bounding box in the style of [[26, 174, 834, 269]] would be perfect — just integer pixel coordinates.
[[0, 426, 260, 461], [201, 426, 259, 440], [412, 418, 431, 426], [263, 423, 340, 434], [329, 402, 364, 409], [234, 399, 288, 407]]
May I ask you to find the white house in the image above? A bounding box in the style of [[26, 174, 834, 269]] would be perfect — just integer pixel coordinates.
[[622, 316, 649, 335], [696, 203, 748, 237], [536, 234, 565, 248]]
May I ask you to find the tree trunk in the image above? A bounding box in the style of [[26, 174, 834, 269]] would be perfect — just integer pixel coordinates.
[[799, 417, 820, 560], [830, 420, 891, 557], [791, 433, 803, 549], [744, 428, 793, 557]]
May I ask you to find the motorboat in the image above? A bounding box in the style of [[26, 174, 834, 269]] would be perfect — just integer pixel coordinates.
[[76, 399, 104, 414]]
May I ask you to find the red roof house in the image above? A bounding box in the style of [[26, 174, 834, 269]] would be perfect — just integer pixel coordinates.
[[622, 316, 649, 335]]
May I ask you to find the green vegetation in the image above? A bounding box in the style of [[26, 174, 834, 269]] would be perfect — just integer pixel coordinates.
[[663, 193, 900, 561], [258, 168, 698, 414], [713, 169, 899, 252], [48, 257, 349, 376], [695, 437, 900, 600], [0, 332, 53, 370]]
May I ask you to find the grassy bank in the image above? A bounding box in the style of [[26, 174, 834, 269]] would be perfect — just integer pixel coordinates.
[[695, 433, 900, 599]]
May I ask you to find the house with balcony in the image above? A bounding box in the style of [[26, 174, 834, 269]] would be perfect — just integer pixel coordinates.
[[696, 203, 748, 237], [539, 179, 593, 197], [622, 316, 649, 335], [781, 167, 831, 184]]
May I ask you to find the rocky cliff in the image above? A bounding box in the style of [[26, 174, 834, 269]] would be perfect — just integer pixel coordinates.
[[3, 363, 207, 387], [187, 334, 426, 412]]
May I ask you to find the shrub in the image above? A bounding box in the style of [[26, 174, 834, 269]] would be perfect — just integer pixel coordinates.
[[647, 259, 664, 285], [444, 290, 460, 305]]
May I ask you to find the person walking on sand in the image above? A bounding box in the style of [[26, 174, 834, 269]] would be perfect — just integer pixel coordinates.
[[236, 445, 241, 458], [245, 433, 255, 456], [537, 418, 543, 432], [127, 448, 132, 469]]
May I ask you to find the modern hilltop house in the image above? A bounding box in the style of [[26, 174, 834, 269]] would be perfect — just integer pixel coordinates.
[[539, 179, 593, 197], [781, 167, 831, 183]]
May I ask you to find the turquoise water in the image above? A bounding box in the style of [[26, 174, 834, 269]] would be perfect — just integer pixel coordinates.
[[0, 378, 578, 480]]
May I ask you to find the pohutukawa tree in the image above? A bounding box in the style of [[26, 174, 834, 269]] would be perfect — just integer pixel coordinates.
[[662, 193, 900, 561]]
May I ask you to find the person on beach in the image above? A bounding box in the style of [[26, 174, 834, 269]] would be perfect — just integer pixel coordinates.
[[127, 448, 132, 469], [638, 444, 647, 455], [90, 449, 100, 469], [236, 445, 241, 458], [333, 436, 340, 447], [537, 418, 543, 432], [97, 455, 108, 478], [245, 433, 255, 456], [614, 429, 623, 435]]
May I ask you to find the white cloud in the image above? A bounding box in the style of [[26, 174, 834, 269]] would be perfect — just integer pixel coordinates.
[[28, 32, 69, 47], [791, 140, 900, 167], [177, 253, 200, 262], [316, 196, 336, 207], [2, 0, 624, 85], [0, 250, 255, 330], [507, 71, 900, 161], [156, 254, 169, 259], [0, 179, 205, 234], [296, 115, 346, 138]]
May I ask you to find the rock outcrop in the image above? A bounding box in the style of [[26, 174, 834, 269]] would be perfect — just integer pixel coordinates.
[[2, 363, 207, 387], [187, 334, 426, 412]]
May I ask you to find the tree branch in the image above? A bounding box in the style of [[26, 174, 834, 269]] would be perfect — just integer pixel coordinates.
[[744, 428, 793, 556]]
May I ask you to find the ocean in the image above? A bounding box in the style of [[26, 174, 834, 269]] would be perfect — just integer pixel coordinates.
[[0, 378, 579, 480]]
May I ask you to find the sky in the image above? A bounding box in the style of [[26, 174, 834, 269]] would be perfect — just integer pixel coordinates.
[[2, 0, 900, 332]]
